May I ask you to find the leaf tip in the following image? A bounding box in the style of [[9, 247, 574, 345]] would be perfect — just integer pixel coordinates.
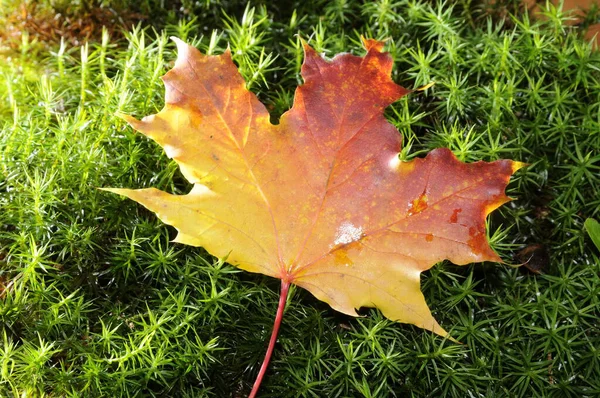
[[169, 36, 201, 66], [172, 231, 204, 247], [427, 321, 461, 343], [511, 161, 528, 174], [169, 36, 185, 49], [426, 319, 459, 342], [415, 81, 435, 91], [446, 335, 462, 344], [115, 112, 141, 127], [484, 195, 512, 215], [301, 38, 316, 55], [298, 36, 308, 48], [360, 36, 386, 53], [98, 187, 128, 196]]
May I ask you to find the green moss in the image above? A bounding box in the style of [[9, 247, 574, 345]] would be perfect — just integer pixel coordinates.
[[1, 0, 599, 396]]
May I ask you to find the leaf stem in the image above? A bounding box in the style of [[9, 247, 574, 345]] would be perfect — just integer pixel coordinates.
[[249, 279, 290, 398]]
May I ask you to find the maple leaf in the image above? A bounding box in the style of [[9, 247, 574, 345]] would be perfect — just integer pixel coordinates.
[[104, 37, 523, 394]]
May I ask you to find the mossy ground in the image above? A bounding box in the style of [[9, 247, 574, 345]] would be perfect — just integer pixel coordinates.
[[1, 0, 600, 396]]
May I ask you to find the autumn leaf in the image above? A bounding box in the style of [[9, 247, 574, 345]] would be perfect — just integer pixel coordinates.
[[104, 37, 523, 394]]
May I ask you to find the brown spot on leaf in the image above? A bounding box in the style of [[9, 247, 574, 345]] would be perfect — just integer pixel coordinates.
[[467, 226, 485, 255], [332, 241, 362, 267], [408, 193, 428, 216], [449, 208, 462, 223], [333, 248, 353, 267]]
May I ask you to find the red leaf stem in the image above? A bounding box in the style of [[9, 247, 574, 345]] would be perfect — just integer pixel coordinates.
[[249, 280, 290, 398]]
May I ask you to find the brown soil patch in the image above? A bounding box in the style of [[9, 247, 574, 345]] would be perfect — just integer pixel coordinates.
[[0, 1, 147, 53]]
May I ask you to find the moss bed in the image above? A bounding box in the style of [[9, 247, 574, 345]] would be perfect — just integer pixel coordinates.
[[1, 0, 600, 396]]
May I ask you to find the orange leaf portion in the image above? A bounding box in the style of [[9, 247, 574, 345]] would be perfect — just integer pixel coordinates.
[[105, 37, 523, 337]]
